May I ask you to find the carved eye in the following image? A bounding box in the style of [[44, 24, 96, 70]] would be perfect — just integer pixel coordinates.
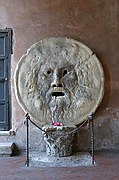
[[47, 70, 51, 75], [63, 69, 67, 76]]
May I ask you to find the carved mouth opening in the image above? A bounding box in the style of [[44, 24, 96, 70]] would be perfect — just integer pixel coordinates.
[[52, 92, 64, 97]]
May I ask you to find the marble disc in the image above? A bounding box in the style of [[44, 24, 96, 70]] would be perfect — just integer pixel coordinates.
[[15, 37, 104, 126]]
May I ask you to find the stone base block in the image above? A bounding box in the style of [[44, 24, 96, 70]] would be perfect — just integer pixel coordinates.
[[29, 152, 96, 167], [0, 143, 15, 156]]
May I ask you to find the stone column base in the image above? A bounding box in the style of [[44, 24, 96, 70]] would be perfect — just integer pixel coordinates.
[[42, 125, 76, 157]]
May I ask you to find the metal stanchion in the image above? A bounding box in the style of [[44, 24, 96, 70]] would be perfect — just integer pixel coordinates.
[[91, 115, 94, 165], [25, 113, 30, 167]]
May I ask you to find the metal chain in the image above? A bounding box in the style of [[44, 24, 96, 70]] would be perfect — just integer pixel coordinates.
[[25, 114, 46, 133], [24, 113, 93, 137]]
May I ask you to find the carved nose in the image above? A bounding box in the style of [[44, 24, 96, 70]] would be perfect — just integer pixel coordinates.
[[51, 71, 62, 87], [51, 77, 62, 87]]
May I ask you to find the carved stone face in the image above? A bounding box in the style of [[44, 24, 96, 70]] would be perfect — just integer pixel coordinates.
[[37, 58, 78, 123], [15, 37, 104, 126]]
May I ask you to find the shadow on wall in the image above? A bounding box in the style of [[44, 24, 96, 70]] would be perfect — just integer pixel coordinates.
[[95, 55, 111, 117]]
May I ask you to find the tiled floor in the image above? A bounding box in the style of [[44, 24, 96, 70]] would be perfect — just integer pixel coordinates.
[[0, 151, 119, 180]]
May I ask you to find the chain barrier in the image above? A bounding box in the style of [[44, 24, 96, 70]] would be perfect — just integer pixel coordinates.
[[24, 113, 93, 136], [24, 112, 94, 166]]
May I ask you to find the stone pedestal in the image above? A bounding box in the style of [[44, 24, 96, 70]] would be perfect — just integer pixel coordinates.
[[42, 125, 76, 157]]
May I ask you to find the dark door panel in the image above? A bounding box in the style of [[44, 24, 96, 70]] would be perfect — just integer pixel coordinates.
[[0, 29, 12, 130], [0, 103, 9, 130]]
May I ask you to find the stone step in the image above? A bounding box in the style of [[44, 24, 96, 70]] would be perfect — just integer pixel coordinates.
[[0, 142, 15, 156]]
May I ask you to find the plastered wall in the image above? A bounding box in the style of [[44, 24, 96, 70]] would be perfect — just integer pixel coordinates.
[[0, 0, 119, 152]]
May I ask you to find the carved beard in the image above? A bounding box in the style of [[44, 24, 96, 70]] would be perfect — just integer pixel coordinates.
[[44, 87, 72, 123], [37, 68, 78, 124]]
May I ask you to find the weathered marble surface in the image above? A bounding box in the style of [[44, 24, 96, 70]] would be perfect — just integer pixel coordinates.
[[15, 37, 104, 126], [29, 152, 95, 167]]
